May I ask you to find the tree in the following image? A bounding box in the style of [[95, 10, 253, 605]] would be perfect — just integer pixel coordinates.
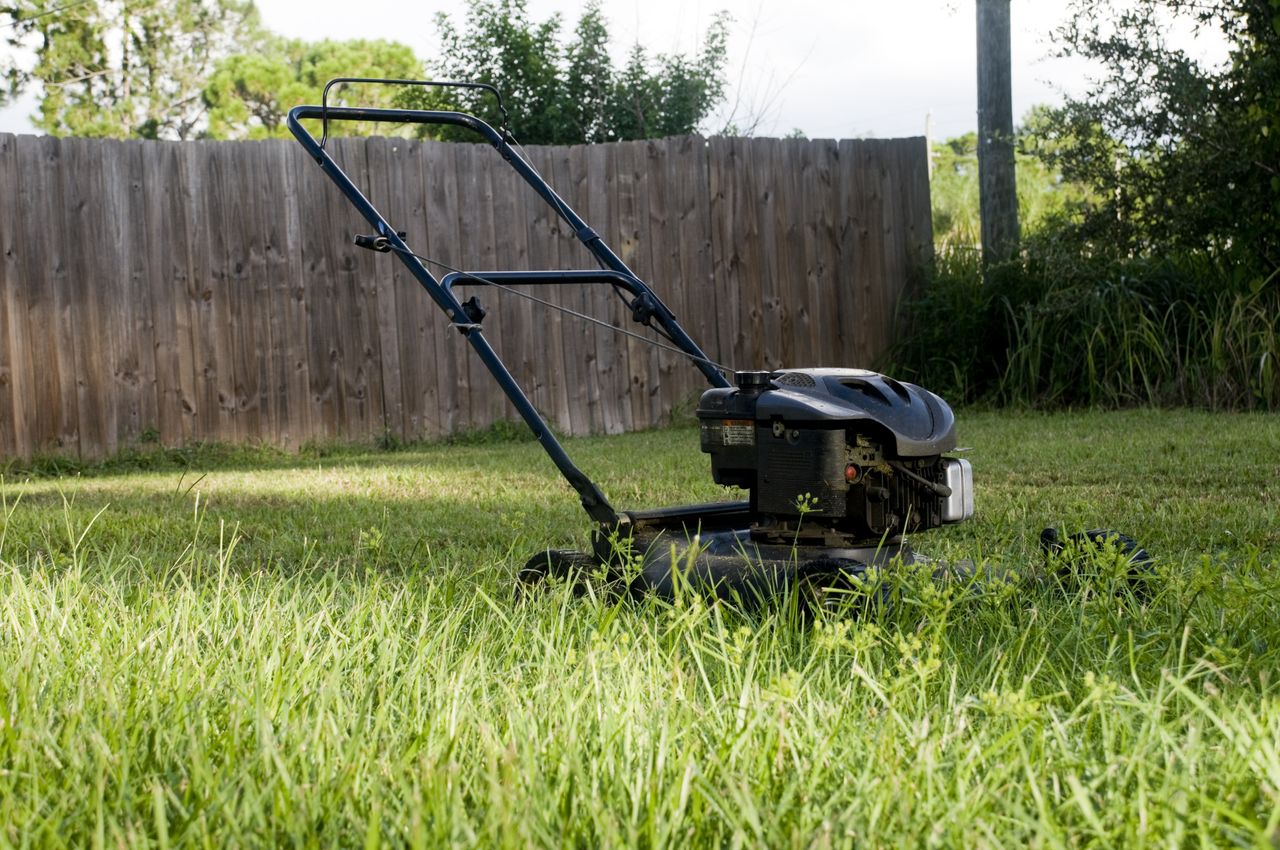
[[605, 18, 729, 142], [4, 0, 730, 144], [407, 0, 731, 145], [203, 38, 423, 139], [928, 119, 1092, 248], [562, 4, 612, 143], [1034, 0, 1280, 273], [1, 0, 258, 139]]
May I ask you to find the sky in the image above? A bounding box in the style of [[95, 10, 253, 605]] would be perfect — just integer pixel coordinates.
[[0, 0, 1229, 140]]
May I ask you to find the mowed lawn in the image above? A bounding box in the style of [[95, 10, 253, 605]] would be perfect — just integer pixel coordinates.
[[1, 409, 1278, 848]]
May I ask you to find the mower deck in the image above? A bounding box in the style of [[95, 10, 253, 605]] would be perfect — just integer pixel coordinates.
[[593, 501, 916, 601]]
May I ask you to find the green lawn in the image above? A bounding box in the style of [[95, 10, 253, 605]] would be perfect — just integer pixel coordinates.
[[2, 410, 1279, 848]]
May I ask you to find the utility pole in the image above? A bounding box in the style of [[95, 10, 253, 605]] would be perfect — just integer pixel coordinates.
[[976, 0, 1019, 264], [925, 111, 935, 178]]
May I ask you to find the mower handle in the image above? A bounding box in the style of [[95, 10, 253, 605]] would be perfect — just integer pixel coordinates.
[[287, 94, 730, 527], [440, 270, 648, 299], [317, 77, 511, 149], [288, 103, 728, 391]]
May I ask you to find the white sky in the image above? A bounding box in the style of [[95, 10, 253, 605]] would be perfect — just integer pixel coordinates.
[[0, 0, 1229, 139]]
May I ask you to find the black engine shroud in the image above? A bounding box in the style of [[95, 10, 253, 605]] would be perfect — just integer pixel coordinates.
[[697, 369, 970, 545]]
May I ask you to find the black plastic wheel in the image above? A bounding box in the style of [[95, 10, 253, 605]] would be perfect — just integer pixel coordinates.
[[1040, 527, 1156, 599], [516, 549, 602, 597], [795, 557, 883, 618]]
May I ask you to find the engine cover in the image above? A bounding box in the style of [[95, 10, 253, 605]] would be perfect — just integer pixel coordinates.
[[697, 369, 973, 545]]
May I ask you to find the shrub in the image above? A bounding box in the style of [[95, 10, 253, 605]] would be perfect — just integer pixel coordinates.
[[892, 242, 1280, 410]]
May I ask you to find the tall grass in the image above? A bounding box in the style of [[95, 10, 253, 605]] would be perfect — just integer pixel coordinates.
[[4, 545, 1279, 847], [1, 414, 1279, 847], [893, 245, 1280, 410]]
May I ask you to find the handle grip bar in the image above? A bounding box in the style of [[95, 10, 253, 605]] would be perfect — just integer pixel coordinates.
[[318, 77, 510, 149]]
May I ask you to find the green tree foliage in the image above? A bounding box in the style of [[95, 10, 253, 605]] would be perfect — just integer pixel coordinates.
[[1033, 0, 1280, 274], [929, 118, 1092, 248], [898, 2, 1280, 411], [3, 0, 729, 143], [203, 38, 423, 139], [604, 25, 730, 142], [562, 4, 612, 142], [1, 0, 258, 138], [407, 0, 731, 144]]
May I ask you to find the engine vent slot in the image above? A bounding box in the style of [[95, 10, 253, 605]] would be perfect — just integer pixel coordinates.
[[883, 376, 913, 403], [840, 378, 890, 405], [774, 372, 817, 388]]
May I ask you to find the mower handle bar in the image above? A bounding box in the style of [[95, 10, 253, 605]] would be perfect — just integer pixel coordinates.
[[289, 103, 725, 386], [287, 95, 729, 526], [317, 77, 511, 149], [440, 269, 646, 299]]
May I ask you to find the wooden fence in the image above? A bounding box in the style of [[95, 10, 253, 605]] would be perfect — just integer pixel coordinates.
[[0, 132, 932, 460]]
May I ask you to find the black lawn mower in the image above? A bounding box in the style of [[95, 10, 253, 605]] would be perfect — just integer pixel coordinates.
[[288, 78, 979, 603]]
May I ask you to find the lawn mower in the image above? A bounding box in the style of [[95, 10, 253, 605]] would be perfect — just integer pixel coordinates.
[[288, 78, 976, 603]]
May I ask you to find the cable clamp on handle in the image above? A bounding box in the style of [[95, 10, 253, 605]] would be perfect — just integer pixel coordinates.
[[353, 231, 408, 253], [354, 234, 389, 253]]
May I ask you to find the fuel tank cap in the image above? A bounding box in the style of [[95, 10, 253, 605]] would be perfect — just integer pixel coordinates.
[[734, 371, 773, 391]]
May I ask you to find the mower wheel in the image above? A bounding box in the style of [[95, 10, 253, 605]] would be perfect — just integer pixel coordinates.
[[796, 558, 883, 618], [517, 549, 601, 597], [1039, 527, 1156, 599]]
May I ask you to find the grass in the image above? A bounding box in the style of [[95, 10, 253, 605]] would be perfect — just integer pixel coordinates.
[[2, 410, 1279, 848]]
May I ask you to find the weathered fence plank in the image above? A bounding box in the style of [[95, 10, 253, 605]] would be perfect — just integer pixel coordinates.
[[525, 144, 570, 434], [142, 141, 192, 445], [583, 142, 623, 435], [224, 140, 264, 442], [62, 138, 117, 454], [117, 142, 157, 446], [0, 135, 21, 459], [668, 135, 717, 398], [0, 133, 931, 460]]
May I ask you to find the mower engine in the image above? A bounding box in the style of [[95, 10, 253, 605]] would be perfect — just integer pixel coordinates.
[[698, 369, 974, 547]]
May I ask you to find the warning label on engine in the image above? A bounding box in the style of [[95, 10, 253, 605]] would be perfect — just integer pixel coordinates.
[[721, 419, 755, 446]]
